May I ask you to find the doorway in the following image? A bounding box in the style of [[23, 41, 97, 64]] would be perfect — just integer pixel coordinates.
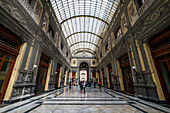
[[101, 68, 105, 87], [35, 54, 50, 94], [0, 24, 21, 104], [72, 72, 76, 86], [120, 54, 135, 94], [0, 51, 16, 103], [149, 29, 170, 104], [92, 72, 96, 83], [79, 62, 89, 82], [55, 64, 61, 89], [107, 64, 114, 89]]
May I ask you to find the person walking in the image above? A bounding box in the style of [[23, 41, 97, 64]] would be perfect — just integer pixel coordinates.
[[94, 82, 96, 88], [100, 81, 102, 90], [83, 81, 86, 94], [76, 82, 78, 88], [69, 81, 71, 89], [80, 82, 83, 93]]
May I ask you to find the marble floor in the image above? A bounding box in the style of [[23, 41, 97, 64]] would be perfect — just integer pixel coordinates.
[[0, 87, 170, 113]]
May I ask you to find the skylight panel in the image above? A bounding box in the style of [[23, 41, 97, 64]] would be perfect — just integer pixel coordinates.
[[50, 0, 119, 54]]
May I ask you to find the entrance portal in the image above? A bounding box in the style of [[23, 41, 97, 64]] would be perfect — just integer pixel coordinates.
[[79, 62, 89, 82], [80, 70, 87, 81]]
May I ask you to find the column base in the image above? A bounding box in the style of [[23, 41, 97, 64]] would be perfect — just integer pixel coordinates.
[[3, 93, 35, 104]]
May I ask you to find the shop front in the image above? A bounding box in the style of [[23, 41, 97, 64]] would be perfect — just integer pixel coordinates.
[[0, 24, 21, 103]]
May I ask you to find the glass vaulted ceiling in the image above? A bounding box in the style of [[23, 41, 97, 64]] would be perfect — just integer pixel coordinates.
[[50, 0, 119, 54]]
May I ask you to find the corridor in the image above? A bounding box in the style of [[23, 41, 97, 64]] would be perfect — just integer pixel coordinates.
[[0, 87, 169, 113]]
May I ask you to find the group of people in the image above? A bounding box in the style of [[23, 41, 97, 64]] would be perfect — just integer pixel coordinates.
[[79, 81, 102, 93], [69, 80, 102, 93]]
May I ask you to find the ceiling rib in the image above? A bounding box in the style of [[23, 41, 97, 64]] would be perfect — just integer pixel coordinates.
[[72, 48, 96, 54], [70, 41, 99, 48], [66, 31, 102, 39], [60, 15, 109, 25], [73, 50, 95, 55]]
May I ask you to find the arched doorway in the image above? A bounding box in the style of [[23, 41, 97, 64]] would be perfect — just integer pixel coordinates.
[[79, 62, 89, 82]]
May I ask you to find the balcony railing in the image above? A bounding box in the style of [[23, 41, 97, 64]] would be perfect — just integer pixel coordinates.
[[18, 0, 35, 19], [136, 0, 155, 18]]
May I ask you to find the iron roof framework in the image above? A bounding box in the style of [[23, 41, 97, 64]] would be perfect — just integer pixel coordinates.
[[50, 0, 119, 55]]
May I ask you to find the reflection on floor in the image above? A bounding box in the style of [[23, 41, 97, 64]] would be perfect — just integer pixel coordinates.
[[0, 87, 170, 113]]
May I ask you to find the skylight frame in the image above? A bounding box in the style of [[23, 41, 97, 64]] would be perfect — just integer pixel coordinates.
[[50, 0, 119, 54]]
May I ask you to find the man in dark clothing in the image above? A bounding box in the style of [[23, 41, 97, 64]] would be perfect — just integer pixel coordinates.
[[80, 82, 83, 93], [100, 81, 102, 90], [94, 82, 96, 88], [83, 81, 86, 94], [69, 81, 71, 89]]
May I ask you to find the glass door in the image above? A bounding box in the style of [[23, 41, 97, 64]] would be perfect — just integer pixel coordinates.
[[0, 51, 15, 103]]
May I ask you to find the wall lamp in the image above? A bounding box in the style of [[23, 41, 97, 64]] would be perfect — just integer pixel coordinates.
[[124, 23, 129, 29], [33, 65, 37, 70], [41, 22, 46, 28], [132, 66, 138, 75], [32, 65, 38, 74]]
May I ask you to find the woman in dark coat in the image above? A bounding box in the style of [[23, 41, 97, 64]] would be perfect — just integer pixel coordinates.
[[80, 82, 83, 93]]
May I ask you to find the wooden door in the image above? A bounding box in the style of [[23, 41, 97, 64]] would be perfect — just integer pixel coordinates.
[[122, 66, 134, 94], [102, 69, 105, 87], [0, 51, 15, 103], [108, 64, 113, 89], [55, 64, 61, 89], [149, 29, 170, 104], [120, 54, 134, 94], [72, 72, 76, 86], [156, 54, 170, 103], [35, 54, 49, 94], [0, 24, 21, 104]]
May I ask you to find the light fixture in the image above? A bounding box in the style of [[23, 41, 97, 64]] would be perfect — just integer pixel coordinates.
[[132, 66, 136, 70], [124, 23, 130, 30], [33, 65, 37, 69], [41, 22, 46, 28]]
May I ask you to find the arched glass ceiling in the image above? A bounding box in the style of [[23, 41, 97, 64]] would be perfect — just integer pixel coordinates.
[[50, 0, 119, 54], [67, 32, 101, 47]]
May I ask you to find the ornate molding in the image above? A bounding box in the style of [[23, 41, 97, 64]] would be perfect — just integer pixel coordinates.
[[136, 1, 170, 36]]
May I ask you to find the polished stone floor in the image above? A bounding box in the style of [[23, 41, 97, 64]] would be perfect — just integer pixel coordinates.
[[0, 86, 170, 113]]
